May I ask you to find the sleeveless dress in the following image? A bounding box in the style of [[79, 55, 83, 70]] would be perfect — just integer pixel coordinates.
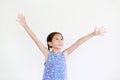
[[42, 51, 67, 80]]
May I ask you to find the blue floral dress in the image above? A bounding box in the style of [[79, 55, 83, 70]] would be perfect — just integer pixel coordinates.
[[42, 51, 67, 80]]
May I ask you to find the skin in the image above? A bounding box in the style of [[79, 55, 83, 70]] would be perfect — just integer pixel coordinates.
[[48, 34, 64, 54], [16, 13, 106, 60]]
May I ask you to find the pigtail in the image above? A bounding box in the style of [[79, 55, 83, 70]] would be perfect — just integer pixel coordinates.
[[47, 44, 50, 51], [47, 43, 52, 51]]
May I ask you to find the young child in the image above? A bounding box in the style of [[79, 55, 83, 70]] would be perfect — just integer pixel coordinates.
[[17, 14, 106, 80]]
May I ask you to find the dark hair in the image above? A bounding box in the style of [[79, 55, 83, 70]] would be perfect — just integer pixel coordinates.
[[46, 32, 63, 51]]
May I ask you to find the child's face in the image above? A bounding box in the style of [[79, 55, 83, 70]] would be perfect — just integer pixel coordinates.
[[49, 34, 64, 49]]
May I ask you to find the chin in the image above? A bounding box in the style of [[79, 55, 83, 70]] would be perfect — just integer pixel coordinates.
[[57, 46, 63, 49]]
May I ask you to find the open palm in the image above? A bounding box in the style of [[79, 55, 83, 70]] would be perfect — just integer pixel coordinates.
[[93, 27, 106, 36], [16, 13, 27, 26]]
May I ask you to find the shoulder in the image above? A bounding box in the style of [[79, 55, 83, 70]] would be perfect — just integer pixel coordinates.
[[63, 51, 68, 59], [44, 51, 51, 61]]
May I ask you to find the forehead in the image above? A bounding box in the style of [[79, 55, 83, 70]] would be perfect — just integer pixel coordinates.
[[53, 34, 63, 38]]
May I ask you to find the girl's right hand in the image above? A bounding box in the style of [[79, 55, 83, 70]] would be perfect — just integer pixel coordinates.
[[16, 13, 27, 26], [92, 26, 106, 36]]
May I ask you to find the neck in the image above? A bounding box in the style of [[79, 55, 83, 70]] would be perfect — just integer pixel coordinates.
[[52, 49, 61, 54]]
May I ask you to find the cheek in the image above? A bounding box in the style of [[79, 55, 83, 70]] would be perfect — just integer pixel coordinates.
[[62, 41, 64, 44], [61, 41, 64, 46]]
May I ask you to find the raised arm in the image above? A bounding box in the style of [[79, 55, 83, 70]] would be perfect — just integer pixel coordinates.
[[16, 13, 49, 59], [64, 27, 106, 56]]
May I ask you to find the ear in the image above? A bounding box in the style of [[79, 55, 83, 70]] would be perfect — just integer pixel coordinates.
[[48, 42, 52, 47]]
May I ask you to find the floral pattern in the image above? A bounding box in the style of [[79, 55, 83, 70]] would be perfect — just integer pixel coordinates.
[[42, 51, 67, 80]]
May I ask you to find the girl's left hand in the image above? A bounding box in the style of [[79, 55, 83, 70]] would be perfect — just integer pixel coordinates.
[[93, 26, 107, 36]]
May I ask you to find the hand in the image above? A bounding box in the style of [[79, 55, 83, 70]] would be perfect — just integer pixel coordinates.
[[16, 13, 27, 26], [93, 26, 107, 36]]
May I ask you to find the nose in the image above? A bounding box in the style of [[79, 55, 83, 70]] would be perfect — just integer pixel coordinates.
[[58, 40, 62, 43], [59, 39, 63, 43]]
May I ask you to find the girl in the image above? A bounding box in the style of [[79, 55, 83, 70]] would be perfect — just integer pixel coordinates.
[[17, 14, 106, 80]]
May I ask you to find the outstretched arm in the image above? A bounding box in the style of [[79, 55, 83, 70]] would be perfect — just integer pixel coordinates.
[[64, 27, 106, 56], [16, 13, 49, 59]]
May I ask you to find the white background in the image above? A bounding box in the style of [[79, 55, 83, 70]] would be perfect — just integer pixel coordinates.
[[1, 0, 120, 80]]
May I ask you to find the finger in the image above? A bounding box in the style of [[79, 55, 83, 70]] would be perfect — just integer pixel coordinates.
[[98, 27, 106, 33], [100, 34, 105, 36], [99, 26, 104, 31], [18, 13, 22, 16], [16, 18, 21, 22], [17, 14, 22, 18], [101, 28, 107, 33], [18, 14, 25, 19], [94, 26, 97, 32]]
